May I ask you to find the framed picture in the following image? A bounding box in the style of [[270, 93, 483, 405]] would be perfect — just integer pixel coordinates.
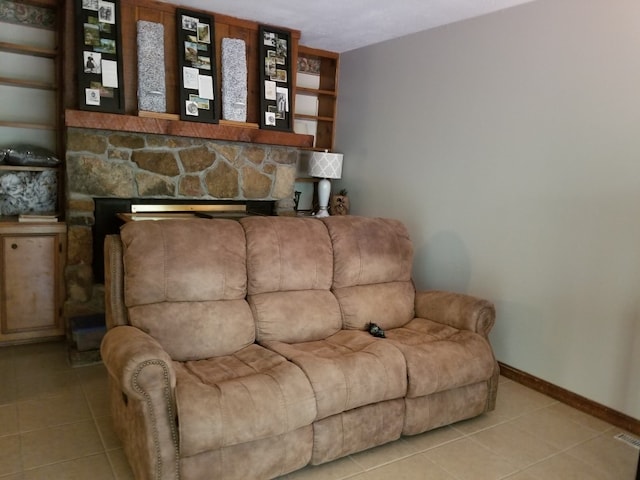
[[176, 8, 218, 123], [259, 25, 292, 131], [75, 0, 125, 113]]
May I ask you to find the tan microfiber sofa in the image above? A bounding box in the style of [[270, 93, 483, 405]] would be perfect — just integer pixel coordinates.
[[101, 215, 499, 480]]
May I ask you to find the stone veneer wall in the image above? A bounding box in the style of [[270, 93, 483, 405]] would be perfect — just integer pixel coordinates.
[[63, 127, 300, 322]]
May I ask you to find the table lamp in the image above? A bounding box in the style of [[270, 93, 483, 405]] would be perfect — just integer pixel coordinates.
[[308, 150, 343, 217]]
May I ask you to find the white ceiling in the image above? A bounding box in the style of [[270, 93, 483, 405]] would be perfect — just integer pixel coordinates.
[[179, 0, 537, 52]]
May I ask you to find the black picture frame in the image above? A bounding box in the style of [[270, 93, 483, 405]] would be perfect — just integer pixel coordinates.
[[176, 8, 218, 123], [259, 25, 292, 131], [75, 0, 125, 113]]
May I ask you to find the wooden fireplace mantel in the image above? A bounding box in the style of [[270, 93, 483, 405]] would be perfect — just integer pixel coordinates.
[[65, 109, 315, 148]]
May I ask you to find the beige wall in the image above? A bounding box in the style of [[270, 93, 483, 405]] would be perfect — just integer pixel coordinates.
[[335, 0, 640, 419]]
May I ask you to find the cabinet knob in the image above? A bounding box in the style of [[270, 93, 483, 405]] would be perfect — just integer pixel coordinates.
[[11, 243, 17, 250]]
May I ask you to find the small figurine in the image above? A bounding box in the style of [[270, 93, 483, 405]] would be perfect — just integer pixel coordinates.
[[330, 188, 350, 215]]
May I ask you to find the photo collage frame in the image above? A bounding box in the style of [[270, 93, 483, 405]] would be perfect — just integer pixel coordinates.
[[176, 8, 218, 123], [258, 26, 292, 131], [76, 0, 125, 113]]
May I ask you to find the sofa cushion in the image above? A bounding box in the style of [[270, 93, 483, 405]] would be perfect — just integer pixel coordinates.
[[323, 216, 415, 330], [249, 290, 342, 343], [121, 219, 254, 360], [174, 344, 317, 457], [322, 216, 413, 289], [241, 216, 333, 294], [332, 282, 415, 331], [127, 300, 254, 361], [386, 318, 496, 397], [263, 330, 407, 420], [241, 216, 341, 342]]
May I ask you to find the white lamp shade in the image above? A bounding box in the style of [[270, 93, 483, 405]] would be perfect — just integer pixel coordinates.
[[308, 151, 343, 179]]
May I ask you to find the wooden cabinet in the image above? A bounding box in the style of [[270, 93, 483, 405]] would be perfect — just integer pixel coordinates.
[[294, 46, 340, 151], [0, 221, 66, 344]]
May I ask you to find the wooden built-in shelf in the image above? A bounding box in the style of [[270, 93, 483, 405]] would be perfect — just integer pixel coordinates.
[[296, 87, 337, 97], [0, 76, 56, 90], [0, 41, 57, 58], [294, 113, 334, 123], [65, 109, 315, 148]]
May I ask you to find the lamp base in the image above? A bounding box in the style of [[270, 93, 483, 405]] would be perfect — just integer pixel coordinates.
[[315, 207, 329, 218], [316, 177, 331, 218]]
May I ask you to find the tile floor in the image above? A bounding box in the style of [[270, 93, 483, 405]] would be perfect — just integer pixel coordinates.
[[0, 340, 638, 480]]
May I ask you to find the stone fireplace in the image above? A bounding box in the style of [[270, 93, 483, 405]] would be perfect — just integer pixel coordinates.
[[63, 126, 302, 338]]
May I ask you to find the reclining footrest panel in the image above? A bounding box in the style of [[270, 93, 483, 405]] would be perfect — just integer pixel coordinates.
[[181, 425, 313, 480], [311, 399, 405, 465]]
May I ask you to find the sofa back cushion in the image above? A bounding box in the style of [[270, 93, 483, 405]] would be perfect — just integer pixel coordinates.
[[121, 219, 254, 361], [322, 216, 415, 330], [241, 216, 341, 343]]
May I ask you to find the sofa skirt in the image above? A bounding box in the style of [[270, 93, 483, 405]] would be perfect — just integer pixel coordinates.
[[311, 398, 405, 465], [403, 381, 489, 436], [180, 425, 312, 480]]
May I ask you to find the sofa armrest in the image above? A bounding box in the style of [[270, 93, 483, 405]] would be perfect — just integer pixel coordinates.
[[101, 325, 176, 399], [104, 234, 127, 329], [101, 325, 179, 480], [415, 290, 496, 337]]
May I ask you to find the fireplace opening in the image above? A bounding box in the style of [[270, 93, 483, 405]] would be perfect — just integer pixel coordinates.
[[92, 197, 275, 282]]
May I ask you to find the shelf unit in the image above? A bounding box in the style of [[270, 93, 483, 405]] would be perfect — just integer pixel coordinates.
[[0, 24, 60, 144], [294, 46, 339, 152]]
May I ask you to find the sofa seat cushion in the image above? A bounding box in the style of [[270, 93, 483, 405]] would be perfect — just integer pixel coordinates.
[[174, 344, 317, 457], [386, 318, 496, 398], [262, 330, 407, 420]]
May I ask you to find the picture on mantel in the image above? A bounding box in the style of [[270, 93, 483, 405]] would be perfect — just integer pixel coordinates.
[[75, 0, 125, 113], [176, 8, 219, 123], [259, 25, 292, 131]]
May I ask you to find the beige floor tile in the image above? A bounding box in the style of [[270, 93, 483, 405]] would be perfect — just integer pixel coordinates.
[[451, 409, 509, 435], [94, 416, 122, 450], [401, 426, 463, 453], [524, 452, 610, 480], [22, 453, 114, 480], [15, 371, 83, 403], [13, 343, 70, 378], [76, 363, 109, 392], [0, 369, 17, 406], [564, 431, 639, 480], [470, 422, 558, 469], [17, 393, 92, 432], [545, 402, 613, 433], [349, 437, 418, 471], [350, 452, 456, 480], [511, 404, 600, 450], [279, 456, 364, 479], [425, 437, 519, 480], [493, 381, 556, 420], [0, 435, 22, 476], [20, 420, 103, 470], [502, 472, 540, 480], [85, 383, 112, 418], [106, 449, 135, 480], [0, 404, 19, 437]]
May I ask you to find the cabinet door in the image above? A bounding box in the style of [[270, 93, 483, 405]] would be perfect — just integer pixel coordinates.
[[1, 234, 60, 335]]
